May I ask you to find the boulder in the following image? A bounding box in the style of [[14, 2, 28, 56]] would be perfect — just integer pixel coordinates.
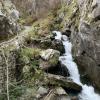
[[0, 0, 20, 41], [62, 28, 71, 37], [43, 87, 71, 100], [26, 37, 65, 54], [40, 39, 65, 54], [47, 61, 70, 77], [0, 15, 11, 36], [10, 9, 19, 21], [51, 40, 65, 54], [92, 6, 100, 20], [45, 74, 82, 92], [71, 96, 79, 100], [40, 49, 60, 70], [40, 49, 60, 61], [37, 86, 48, 95]]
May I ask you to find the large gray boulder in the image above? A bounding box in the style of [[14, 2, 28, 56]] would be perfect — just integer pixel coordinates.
[[43, 87, 71, 100], [46, 74, 82, 92], [40, 49, 60, 70]]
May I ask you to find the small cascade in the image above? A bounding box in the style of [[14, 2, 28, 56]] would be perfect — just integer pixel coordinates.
[[53, 31, 100, 100]]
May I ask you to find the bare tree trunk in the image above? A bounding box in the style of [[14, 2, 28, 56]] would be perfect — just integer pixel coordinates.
[[2, 50, 9, 100]]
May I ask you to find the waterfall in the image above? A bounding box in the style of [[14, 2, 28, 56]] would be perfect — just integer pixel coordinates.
[[53, 31, 100, 100]]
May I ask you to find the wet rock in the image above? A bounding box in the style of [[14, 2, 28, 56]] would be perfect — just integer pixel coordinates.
[[47, 61, 70, 77], [62, 28, 71, 37], [40, 49, 60, 70], [46, 74, 82, 92], [71, 21, 100, 90], [51, 40, 65, 54]]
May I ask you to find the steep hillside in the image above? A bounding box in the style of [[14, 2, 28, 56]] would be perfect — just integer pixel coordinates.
[[0, 0, 100, 100]]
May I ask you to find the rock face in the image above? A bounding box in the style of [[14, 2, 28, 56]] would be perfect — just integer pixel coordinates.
[[69, 0, 100, 90], [0, 0, 20, 40], [72, 22, 100, 89], [56, 0, 100, 90], [0, 0, 20, 95]]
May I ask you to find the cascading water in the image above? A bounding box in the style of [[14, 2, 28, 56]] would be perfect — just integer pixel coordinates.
[[53, 31, 100, 100]]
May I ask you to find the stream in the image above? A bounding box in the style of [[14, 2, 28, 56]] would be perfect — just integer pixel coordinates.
[[53, 31, 100, 100]]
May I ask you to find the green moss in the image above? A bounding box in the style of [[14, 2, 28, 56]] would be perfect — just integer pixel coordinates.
[[18, 47, 41, 76], [57, 0, 80, 30], [25, 13, 55, 42], [20, 47, 41, 59], [49, 54, 59, 66]]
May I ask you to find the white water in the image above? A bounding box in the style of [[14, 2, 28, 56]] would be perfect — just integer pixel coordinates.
[[53, 31, 100, 100]]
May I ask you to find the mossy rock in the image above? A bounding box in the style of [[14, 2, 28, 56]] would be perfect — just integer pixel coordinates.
[[40, 49, 60, 70]]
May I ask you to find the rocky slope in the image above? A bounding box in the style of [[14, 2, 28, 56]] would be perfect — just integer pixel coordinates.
[[0, 0, 81, 99], [0, 0, 100, 99]]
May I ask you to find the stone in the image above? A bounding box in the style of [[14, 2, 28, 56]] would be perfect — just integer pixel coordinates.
[[46, 74, 82, 92], [0, 15, 11, 35], [27, 35, 65, 54], [92, 6, 100, 20], [0, 0, 20, 41], [43, 87, 71, 100], [40, 49, 60, 70], [71, 96, 79, 100], [62, 28, 71, 37], [37, 86, 48, 95], [40, 49, 60, 61], [23, 65, 31, 73], [51, 40, 65, 54], [47, 61, 70, 77], [10, 9, 19, 21]]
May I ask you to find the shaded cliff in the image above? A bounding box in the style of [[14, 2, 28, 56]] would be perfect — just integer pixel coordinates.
[[56, 0, 100, 90]]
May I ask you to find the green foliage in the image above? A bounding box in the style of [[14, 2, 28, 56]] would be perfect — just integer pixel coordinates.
[[9, 85, 26, 100], [49, 55, 59, 66], [20, 47, 41, 60], [57, 0, 80, 30]]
